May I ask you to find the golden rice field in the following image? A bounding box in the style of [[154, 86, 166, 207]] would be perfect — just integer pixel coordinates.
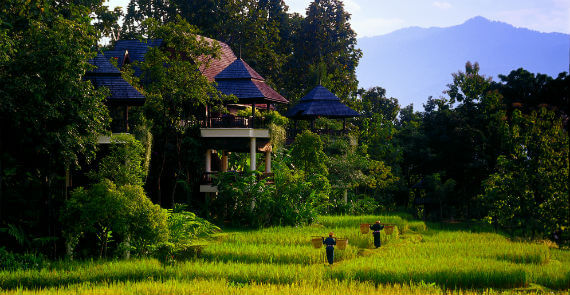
[[1, 214, 569, 294]]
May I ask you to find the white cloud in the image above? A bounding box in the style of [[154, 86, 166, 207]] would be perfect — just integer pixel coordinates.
[[494, 7, 570, 33], [352, 17, 406, 37], [432, 1, 452, 9], [344, 0, 362, 13], [286, 0, 313, 14]]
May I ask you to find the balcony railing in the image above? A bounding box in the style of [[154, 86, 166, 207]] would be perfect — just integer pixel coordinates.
[[201, 115, 268, 129]]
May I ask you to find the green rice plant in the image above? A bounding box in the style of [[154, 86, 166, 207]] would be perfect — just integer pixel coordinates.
[[342, 226, 400, 248], [201, 242, 359, 264], [317, 215, 409, 230], [1, 213, 568, 293], [323, 229, 569, 289], [0, 259, 322, 289], [219, 223, 399, 252], [525, 260, 570, 289], [407, 221, 428, 233], [325, 253, 530, 288], [551, 248, 570, 264], [221, 225, 335, 246], [421, 231, 550, 264], [4, 279, 568, 295]]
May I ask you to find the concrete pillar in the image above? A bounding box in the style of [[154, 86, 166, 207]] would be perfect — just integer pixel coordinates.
[[265, 149, 271, 173], [205, 149, 212, 173], [221, 151, 228, 172], [250, 137, 256, 171]]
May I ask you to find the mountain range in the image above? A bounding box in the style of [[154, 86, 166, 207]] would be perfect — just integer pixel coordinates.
[[356, 16, 569, 109]]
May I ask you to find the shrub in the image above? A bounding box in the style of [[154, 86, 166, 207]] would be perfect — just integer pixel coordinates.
[[212, 165, 329, 227], [155, 204, 220, 263], [60, 180, 168, 259], [0, 247, 48, 270], [88, 134, 147, 186]]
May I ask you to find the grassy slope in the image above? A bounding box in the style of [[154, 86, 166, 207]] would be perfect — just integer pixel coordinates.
[[1, 214, 568, 294]]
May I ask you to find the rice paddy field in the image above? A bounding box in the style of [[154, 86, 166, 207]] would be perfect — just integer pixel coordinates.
[[1, 214, 569, 294]]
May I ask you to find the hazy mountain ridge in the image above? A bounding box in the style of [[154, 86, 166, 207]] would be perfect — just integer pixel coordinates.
[[356, 16, 569, 108]]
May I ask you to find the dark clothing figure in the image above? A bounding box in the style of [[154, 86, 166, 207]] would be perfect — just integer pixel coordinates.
[[322, 237, 336, 264], [370, 223, 384, 248]]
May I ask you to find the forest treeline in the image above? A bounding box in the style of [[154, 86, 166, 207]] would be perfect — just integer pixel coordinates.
[[0, 0, 568, 261]]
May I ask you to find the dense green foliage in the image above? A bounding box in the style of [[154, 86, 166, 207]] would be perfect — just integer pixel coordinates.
[[60, 180, 168, 258], [154, 204, 220, 263], [212, 163, 330, 227], [0, 0, 110, 257], [88, 134, 147, 186], [348, 62, 568, 243], [481, 108, 568, 238], [290, 130, 328, 176]]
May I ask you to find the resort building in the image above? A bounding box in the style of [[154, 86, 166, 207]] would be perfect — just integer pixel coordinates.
[[87, 37, 288, 195]]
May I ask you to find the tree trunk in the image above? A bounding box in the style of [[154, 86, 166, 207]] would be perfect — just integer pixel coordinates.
[[123, 234, 131, 259]]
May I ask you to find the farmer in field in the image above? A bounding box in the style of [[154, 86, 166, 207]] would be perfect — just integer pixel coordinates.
[[322, 232, 336, 265], [370, 221, 384, 248]]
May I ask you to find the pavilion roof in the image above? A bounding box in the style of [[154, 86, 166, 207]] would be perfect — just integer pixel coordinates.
[[86, 53, 145, 105], [214, 59, 288, 104], [196, 36, 238, 82], [113, 39, 164, 64], [285, 85, 360, 119]]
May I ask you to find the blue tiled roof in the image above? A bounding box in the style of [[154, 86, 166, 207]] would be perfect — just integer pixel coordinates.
[[103, 49, 129, 67], [87, 53, 121, 74], [216, 80, 264, 99], [286, 86, 360, 119], [112, 39, 163, 77], [113, 39, 163, 64], [214, 58, 288, 104], [86, 53, 145, 105], [87, 76, 145, 105], [215, 59, 264, 80]]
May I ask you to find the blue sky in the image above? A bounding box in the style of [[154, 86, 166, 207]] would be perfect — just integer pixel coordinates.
[[107, 0, 570, 37]]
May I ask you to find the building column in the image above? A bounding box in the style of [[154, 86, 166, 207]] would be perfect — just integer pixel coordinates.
[[205, 149, 212, 173], [265, 149, 271, 173], [250, 137, 256, 171]]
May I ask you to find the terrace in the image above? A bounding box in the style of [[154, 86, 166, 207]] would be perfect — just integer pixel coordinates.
[[199, 58, 288, 193]]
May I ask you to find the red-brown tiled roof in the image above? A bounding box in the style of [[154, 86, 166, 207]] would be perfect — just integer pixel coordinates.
[[252, 80, 288, 104], [197, 36, 237, 82]]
